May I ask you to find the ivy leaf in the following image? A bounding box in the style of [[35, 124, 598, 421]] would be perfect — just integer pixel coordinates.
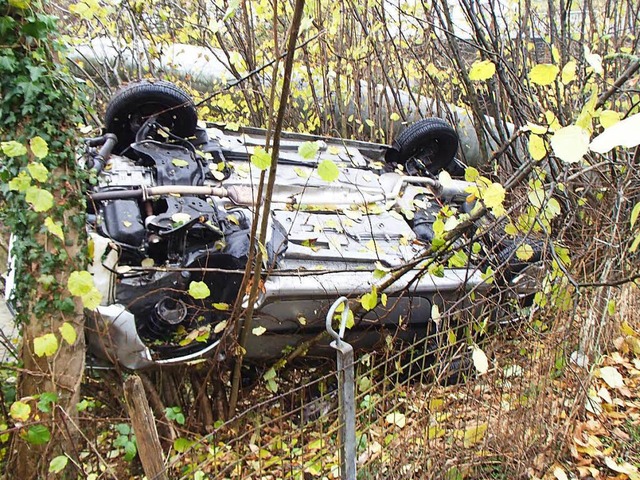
[[317, 159, 340, 182], [468, 60, 496, 81], [48, 456, 68, 474], [298, 141, 320, 160], [25, 186, 54, 212], [528, 64, 559, 86], [44, 217, 64, 241], [29, 137, 49, 159], [250, 146, 271, 170], [10, 400, 31, 422], [551, 125, 590, 163], [34, 333, 59, 357], [8, 171, 31, 192], [59, 322, 77, 345], [25, 425, 50, 445], [1, 140, 27, 157], [188, 281, 210, 300]]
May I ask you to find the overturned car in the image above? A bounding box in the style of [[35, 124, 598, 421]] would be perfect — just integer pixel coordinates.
[[82, 80, 541, 370]]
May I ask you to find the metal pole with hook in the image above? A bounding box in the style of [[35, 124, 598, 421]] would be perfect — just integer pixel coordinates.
[[326, 297, 357, 480]]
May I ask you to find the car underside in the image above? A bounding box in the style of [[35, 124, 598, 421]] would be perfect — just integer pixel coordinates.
[[80, 80, 539, 370]]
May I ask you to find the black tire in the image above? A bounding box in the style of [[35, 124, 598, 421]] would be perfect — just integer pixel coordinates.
[[385, 118, 459, 173], [105, 80, 198, 153]]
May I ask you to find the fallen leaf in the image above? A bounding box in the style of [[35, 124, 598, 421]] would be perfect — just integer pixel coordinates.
[[599, 366, 624, 389]]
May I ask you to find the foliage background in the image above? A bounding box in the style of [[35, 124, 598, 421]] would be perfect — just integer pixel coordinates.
[[1, 0, 639, 478]]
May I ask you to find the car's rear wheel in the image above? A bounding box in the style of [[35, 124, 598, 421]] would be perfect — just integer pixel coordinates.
[[105, 80, 198, 154], [385, 118, 459, 174]]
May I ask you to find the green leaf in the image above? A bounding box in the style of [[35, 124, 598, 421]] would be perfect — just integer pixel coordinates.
[[468, 60, 496, 81], [188, 281, 210, 300], [528, 64, 559, 86], [123, 440, 137, 461], [9, 0, 30, 7], [171, 158, 189, 167], [48, 455, 68, 474], [29, 137, 48, 159], [34, 333, 58, 357], [37, 392, 57, 413], [173, 437, 192, 453], [8, 171, 31, 192], [44, 217, 64, 241], [27, 162, 49, 182], [250, 146, 271, 170], [67, 271, 94, 297], [10, 400, 31, 422], [59, 322, 77, 345], [360, 287, 378, 311], [25, 425, 50, 445], [1, 140, 27, 157], [298, 141, 320, 160], [25, 186, 54, 212], [317, 159, 340, 182]]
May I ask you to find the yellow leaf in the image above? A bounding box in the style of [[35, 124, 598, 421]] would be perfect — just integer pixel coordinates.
[[599, 110, 621, 129], [385, 411, 406, 428], [252, 326, 266, 336], [550, 125, 590, 163], [468, 60, 496, 81], [529, 64, 560, 86], [44, 217, 64, 241], [528, 134, 547, 161], [516, 243, 534, 261], [481, 183, 506, 215], [472, 346, 488, 374], [59, 322, 77, 345], [213, 320, 227, 334], [463, 423, 488, 447], [560, 61, 577, 84], [34, 333, 59, 357], [29, 137, 49, 159], [10, 400, 31, 422], [584, 45, 603, 75]]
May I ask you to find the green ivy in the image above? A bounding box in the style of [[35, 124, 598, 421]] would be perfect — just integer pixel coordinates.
[[0, 0, 89, 324]]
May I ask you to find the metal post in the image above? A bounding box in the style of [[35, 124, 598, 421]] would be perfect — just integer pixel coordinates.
[[326, 297, 357, 480]]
